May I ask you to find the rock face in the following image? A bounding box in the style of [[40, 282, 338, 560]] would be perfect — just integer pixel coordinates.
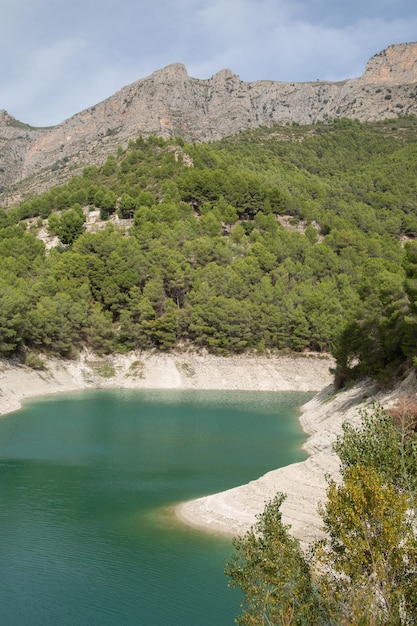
[[360, 42, 417, 85], [1, 42, 417, 204]]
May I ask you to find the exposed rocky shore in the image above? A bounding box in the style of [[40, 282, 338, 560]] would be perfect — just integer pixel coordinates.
[[0, 350, 333, 416]]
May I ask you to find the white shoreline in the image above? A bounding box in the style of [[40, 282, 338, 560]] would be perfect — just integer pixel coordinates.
[[175, 384, 368, 545], [0, 350, 334, 417], [176, 373, 415, 546], [1, 349, 393, 546]]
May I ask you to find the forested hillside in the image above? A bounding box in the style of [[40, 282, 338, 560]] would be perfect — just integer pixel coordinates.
[[2, 116, 417, 383]]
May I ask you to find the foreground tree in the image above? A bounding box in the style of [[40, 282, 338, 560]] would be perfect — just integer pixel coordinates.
[[316, 465, 417, 624], [226, 406, 417, 625], [225, 494, 322, 625], [333, 404, 417, 500]]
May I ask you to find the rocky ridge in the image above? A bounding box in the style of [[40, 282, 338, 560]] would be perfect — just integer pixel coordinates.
[[1, 42, 417, 205]]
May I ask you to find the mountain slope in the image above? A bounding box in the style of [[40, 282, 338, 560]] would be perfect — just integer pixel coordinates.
[[1, 42, 417, 204]]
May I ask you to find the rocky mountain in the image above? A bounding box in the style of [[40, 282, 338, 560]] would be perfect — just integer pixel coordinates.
[[1, 42, 417, 205]]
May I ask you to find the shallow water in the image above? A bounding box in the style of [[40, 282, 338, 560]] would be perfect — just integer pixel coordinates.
[[0, 388, 312, 625]]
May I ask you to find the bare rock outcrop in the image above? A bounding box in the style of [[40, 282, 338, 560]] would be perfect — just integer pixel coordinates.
[[360, 42, 417, 85], [1, 42, 417, 205]]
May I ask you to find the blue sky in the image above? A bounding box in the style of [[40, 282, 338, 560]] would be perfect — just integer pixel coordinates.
[[1, 0, 417, 126]]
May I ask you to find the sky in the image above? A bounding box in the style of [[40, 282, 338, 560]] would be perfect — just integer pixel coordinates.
[[1, 0, 417, 127]]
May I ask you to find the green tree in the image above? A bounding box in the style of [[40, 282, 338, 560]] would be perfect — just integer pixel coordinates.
[[27, 292, 87, 356], [47, 212, 60, 235], [223, 204, 239, 225], [333, 405, 417, 499], [86, 302, 116, 354], [227, 405, 417, 625], [188, 296, 253, 353], [118, 192, 136, 219], [118, 291, 155, 350], [0, 280, 28, 355], [402, 241, 417, 360], [225, 494, 321, 625], [200, 210, 221, 237], [99, 190, 117, 219], [150, 308, 178, 350], [56, 208, 86, 245], [316, 465, 417, 624]]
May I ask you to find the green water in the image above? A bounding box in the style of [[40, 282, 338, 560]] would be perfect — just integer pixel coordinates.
[[0, 389, 312, 625]]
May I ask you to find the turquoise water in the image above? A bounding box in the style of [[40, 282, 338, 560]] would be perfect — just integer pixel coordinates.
[[0, 389, 312, 625]]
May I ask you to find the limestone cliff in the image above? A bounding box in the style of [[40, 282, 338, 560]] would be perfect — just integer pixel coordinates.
[[1, 42, 417, 205]]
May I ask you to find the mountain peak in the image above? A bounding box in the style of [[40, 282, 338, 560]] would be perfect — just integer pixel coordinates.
[[212, 69, 239, 80], [3, 42, 417, 205], [361, 41, 417, 85], [154, 62, 188, 77]]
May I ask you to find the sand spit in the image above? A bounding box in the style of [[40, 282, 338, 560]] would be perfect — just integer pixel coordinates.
[[176, 384, 365, 545], [177, 368, 417, 546]]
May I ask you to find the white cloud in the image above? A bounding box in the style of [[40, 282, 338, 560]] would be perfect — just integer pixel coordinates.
[[1, 0, 417, 125], [185, 7, 417, 83]]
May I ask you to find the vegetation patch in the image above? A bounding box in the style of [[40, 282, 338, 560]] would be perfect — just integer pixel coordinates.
[[24, 352, 47, 370], [128, 360, 145, 378], [86, 359, 116, 378], [178, 362, 196, 378]]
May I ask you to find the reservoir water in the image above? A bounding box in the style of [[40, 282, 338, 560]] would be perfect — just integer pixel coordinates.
[[0, 389, 312, 625]]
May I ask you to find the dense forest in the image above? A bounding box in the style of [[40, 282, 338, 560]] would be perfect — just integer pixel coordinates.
[[1, 116, 417, 384]]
